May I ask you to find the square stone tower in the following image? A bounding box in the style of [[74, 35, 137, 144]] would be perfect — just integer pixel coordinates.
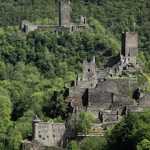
[[121, 31, 138, 64], [59, 1, 71, 26]]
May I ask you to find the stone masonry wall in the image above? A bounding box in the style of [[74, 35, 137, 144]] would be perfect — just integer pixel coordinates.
[[33, 122, 65, 147], [122, 31, 138, 64], [96, 77, 138, 96], [88, 90, 112, 109], [34, 123, 52, 147], [51, 123, 66, 146]]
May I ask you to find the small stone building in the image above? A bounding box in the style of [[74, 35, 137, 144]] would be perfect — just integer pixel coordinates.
[[32, 117, 65, 147]]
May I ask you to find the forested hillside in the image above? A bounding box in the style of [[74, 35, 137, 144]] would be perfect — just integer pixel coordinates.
[[0, 0, 149, 71], [0, 0, 150, 149]]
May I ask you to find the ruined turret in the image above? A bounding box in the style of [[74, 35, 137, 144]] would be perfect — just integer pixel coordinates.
[[121, 31, 138, 65], [32, 115, 41, 141], [59, 0, 71, 26]]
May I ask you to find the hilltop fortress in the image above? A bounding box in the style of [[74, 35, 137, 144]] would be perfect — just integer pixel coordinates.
[[20, 1, 87, 34], [22, 30, 150, 150], [67, 31, 150, 124]]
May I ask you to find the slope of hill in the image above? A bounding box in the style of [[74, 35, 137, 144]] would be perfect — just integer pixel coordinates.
[[0, 0, 149, 149]]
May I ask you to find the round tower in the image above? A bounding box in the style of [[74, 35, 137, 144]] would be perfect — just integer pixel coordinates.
[[32, 115, 40, 140]]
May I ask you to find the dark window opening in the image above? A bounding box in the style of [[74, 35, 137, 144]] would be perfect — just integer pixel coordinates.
[[111, 93, 114, 103], [43, 138, 45, 140], [82, 89, 88, 106], [53, 135, 55, 137], [39, 135, 41, 138], [84, 18, 86, 24], [88, 69, 90, 72]]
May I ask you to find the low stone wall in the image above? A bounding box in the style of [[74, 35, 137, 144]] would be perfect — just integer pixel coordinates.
[[38, 25, 71, 33], [22, 141, 65, 150]]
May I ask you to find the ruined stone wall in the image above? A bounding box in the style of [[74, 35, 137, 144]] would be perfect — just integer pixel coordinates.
[[59, 1, 70, 26], [88, 77, 138, 112], [20, 23, 38, 34], [86, 106, 119, 123], [86, 106, 102, 119], [69, 87, 88, 106], [20, 23, 71, 34], [80, 16, 87, 24], [38, 25, 71, 33], [69, 86, 86, 98], [97, 69, 109, 79], [51, 123, 66, 146], [108, 62, 123, 77], [33, 123, 52, 147], [75, 25, 87, 30], [96, 77, 138, 96], [102, 112, 118, 123], [88, 89, 112, 109], [77, 80, 97, 89]]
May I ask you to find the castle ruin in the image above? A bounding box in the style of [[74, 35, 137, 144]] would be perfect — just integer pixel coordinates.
[[67, 31, 150, 125], [22, 115, 66, 150], [22, 31, 150, 149], [20, 1, 87, 34]]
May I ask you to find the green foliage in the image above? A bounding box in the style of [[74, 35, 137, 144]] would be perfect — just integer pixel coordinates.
[[68, 140, 79, 150], [138, 75, 148, 86], [79, 137, 107, 150], [76, 111, 95, 134], [0, 95, 12, 149], [106, 110, 150, 150], [15, 110, 35, 139], [137, 139, 150, 150], [0, 27, 5, 35], [0, 0, 149, 149], [137, 74, 150, 92], [7, 126, 23, 150], [106, 111, 136, 150]]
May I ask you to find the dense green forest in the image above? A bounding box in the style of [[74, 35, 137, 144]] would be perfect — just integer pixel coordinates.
[[0, 0, 150, 149]]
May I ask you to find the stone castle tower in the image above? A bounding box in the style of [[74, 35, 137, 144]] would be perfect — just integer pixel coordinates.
[[77, 56, 98, 88], [121, 31, 138, 65], [59, 0, 71, 26]]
